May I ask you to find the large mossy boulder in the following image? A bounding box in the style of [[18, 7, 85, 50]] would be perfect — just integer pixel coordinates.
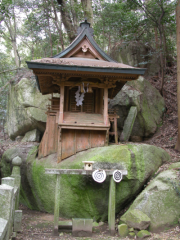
[[6, 78, 52, 140], [109, 76, 165, 138], [1, 144, 169, 221], [120, 168, 180, 232]]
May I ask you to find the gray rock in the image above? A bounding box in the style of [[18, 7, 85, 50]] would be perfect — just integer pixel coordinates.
[[6, 78, 52, 140], [121, 170, 180, 231], [110, 41, 160, 77], [21, 129, 41, 142], [129, 231, 136, 238], [120, 209, 151, 230], [109, 76, 165, 138], [1, 143, 39, 163], [1, 143, 39, 179], [120, 106, 137, 141], [137, 230, 151, 239]]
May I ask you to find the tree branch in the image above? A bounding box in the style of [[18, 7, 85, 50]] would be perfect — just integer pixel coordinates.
[[0, 68, 21, 75]]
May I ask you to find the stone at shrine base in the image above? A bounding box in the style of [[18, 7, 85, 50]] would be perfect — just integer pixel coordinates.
[[72, 218, 93, 237]]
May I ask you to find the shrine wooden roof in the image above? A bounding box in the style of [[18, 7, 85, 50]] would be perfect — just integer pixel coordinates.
[[28, 57, 144, 74], [26, 20, 146, 95]]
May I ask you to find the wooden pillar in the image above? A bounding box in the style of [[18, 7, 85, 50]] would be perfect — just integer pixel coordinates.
[[95, 89, 99, 113], [114, 117, 118, 144], [57, 127, 62, 163], [65, 86, 69, 111], [54, 174, 61, 236], [100, 88, 104, 114], [108, 176, 116, 236], [104, 87, 108, 125], [59, 85, 64, 124], [105, 129, 109, 146]]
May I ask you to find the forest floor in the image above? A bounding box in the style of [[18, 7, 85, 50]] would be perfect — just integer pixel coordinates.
[[0, 66, 180, 239]]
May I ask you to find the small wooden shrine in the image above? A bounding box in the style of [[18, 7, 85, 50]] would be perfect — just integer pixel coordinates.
[[26, 20, 146, 162]]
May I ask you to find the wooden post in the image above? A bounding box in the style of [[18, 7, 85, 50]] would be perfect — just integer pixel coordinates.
[[44, 113, 49, 156], [57, 127, 62, 163], [100, 88, 104, 114], [65, 86, 69, 111], [105, 129, 109, 146], [108, 176, 116, 236], [59, 85, 64, 124], [74, 130, 77, 154], [114, 117, 118, 144], [104, 87, 108, 125], [54, 174, 61, 236], [95, 89, 99, 113]]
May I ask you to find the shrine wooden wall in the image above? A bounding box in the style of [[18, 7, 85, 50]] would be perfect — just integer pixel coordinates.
[[38, 113, 58, 158], [38, 114, 107, 160], [60, 129, 106, 160]]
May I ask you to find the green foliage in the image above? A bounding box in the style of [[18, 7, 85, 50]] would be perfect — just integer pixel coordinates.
[[94, 1, 141, 45], [0, 0, 12, 17]]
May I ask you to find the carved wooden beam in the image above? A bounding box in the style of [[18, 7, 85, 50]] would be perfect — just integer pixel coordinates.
[[52, 80, 116, 89]]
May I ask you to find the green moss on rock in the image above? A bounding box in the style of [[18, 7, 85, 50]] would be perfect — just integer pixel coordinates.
[[137, 230, 151, 239], [1, 143, 170, 222], [121, 169, 180, 231], [120, 209, 151, 230], [118, 224, 129, 237]]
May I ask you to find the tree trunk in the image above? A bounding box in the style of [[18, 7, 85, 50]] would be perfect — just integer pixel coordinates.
[[51, 0, 64, 50], [175, 0, 180, 151], [81, 0, 93, 26], [47, 18, 53, 56], [158, 24, 165, 96], [12, 40, 20, 68], [154, 27, 159, 50], [60, 0, 77, 42], [162, 24, 168, 68], [4, 10, 21, 68]]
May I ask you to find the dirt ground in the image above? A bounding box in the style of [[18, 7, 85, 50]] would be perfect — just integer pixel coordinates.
[[15, 204, 180, 240], [1, 66, 180, 239]]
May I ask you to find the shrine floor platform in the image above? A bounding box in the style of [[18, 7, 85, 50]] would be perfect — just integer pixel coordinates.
[[60, 112, 110, 130]]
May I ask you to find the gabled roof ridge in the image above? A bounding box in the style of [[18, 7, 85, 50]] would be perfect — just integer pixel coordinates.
[[52, 27, 117, 63], [52, 28, 86, 58]]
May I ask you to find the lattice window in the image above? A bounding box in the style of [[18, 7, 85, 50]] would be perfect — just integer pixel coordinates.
[[69, 87, 94, 113]]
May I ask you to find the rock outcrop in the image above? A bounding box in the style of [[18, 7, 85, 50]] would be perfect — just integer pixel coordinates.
[[1, 144, 169, 221], [109, 76, 165, 138], [6, 78, 52, 140], [21, 129, 41, 143], [110, 41, 160, 77], [120, 167, 180, 231], [120, 209, 151, 230]]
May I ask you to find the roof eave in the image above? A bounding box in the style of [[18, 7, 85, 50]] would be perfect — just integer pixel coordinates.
[[26, 61, 146, 75]]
